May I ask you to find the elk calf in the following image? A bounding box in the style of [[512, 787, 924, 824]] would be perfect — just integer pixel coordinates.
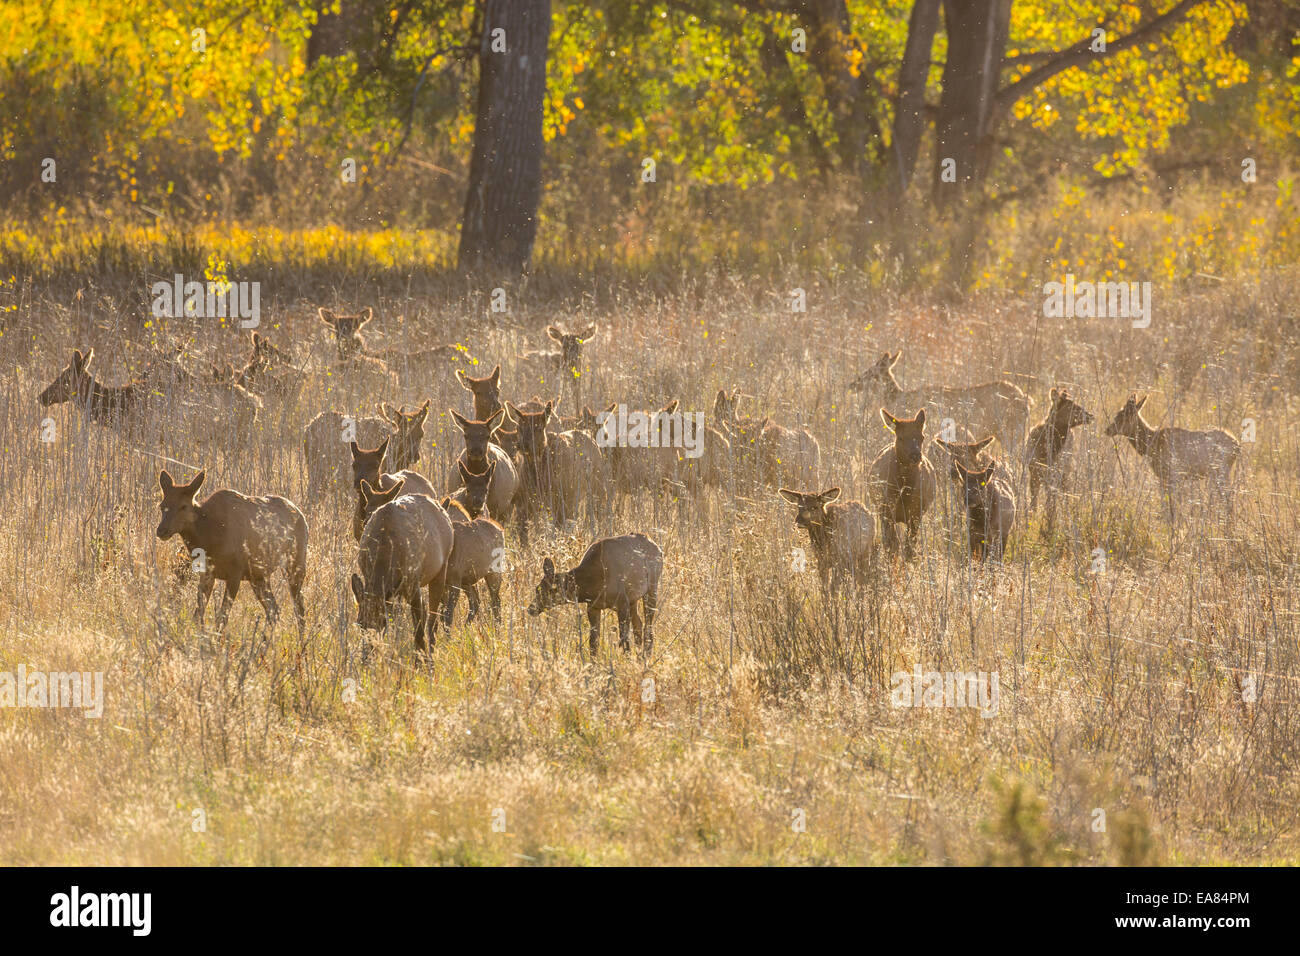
[[850, 351, 1032, 453], [953, 461, 1017, 562], [155, 470, 308, 630], [303, 401, 428, 506], [1026, 388, 1094, 516], [713, 388, 818, 486], [507, 400, 610, 543], [450, 408, 520, 519], [349, 438, 436, 540], [448, 459, 496, 518], [527, 533, 663, 654], [350, 478, 455, 651], [40, 349, 146, 427], [517, 324, 598, 386], [868, 408, 938, 559], [1104, 394, 1240, 502], [778, 487, 877, 591], [439, 498, 505, 626]]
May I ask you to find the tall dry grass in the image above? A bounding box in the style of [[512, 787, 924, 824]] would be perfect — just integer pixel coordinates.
[[0, 253, 1297, 864]]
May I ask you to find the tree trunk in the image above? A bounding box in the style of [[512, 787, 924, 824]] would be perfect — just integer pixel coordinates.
[[893, 0, 942, 194], [933, 0, 1010, 207], [457, 0, 552, 275]]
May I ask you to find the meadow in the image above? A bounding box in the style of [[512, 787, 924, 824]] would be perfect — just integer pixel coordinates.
[[1, 235, 1296, 865]]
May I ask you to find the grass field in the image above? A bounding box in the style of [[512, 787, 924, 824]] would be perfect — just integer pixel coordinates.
[[0, 251, 1298, 865]]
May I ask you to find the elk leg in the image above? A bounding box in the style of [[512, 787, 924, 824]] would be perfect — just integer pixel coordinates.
[[642, 590, 657, 655], [288, 575, 306, 633], [409, 588, 427, 651], [216, 577, 240, 631], [441, 585, 459, 629], [250, 577, 279, 626], [616, 598, 631, 651], [464, 583, 481, 623], [425, 566, 449, 646], [878, 510, 898, 553], [485, 574, 503, 622], [629, 602, 645, 647], [586, 604, 601, 654], [196, 571, 216, 627]]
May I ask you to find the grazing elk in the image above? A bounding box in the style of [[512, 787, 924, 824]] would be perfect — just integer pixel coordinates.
[[350, 477, 455, 651], [1026, 388, 1094, 518], [506, 399, 610, 544], [778, 487, 877, 592], [713, 388, 819, 486], [868, 408, 938, 559], [953, 461, 1017, 562], [39, 349, 144, 427], [155, 470, 308, 630], [348, 438, 437, 540], [439, 498, 505, 626], [1104, 394, 1240, 506], [450, 408, 520, 519], [303, 401, 429, 505], [849, 351, 1032, 453], [527, 533, 663, 654]]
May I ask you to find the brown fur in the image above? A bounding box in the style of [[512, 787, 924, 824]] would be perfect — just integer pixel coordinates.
[[778, 487, 877, 592], [868, 408, 939, 558], [954, 460, 1017, 562], [1104, 393, 1240, 501], [438, 497, 505, 626]]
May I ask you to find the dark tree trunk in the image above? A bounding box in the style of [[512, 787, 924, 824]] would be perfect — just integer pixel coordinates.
[[893, 0, 942, 193], [794, 0, 880, 177], [307, 2, 357, 68], [933, 0, 1010, 207], [457, 0, 552, 275]]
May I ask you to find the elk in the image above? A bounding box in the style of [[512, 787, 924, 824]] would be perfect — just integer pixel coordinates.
[[447, 459, 496, 518], [439, 498, 505, 626], [349, 438, 437, 541], [449, 408, 519, 519], [39, 349, 145, 427], [320, 307, 462, 386], [713, 387, 818, 486], [1026, 388, 1094, 516], [350, 477, 455, 651], [849, 351, 1032, 453], [506, 399, 610, 544], [1103, 394, 1240, 503], [953, 460, 1017, 562], [155, 470, 308, 630], [868, 408, 938, 558], [527, 533, 663, 654], [234, 332, 304, 401], [303, 401, 429, 506], [517, 323, 598, 385], [778, 487, 877, 592]]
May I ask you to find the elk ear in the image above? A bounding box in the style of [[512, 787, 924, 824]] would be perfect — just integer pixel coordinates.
[[974, 436, 996, 453], [456, 368, 471, 389], [319, 308, 337, 327], [820, 487, 841, 502], [358, 307, 374, 326], [415, 400, 431, 425], [375, 437, 390, 462], [976, 464, 996, 484], [185, 471, 205, 496], [1050, 387, 1059, 403], [74, 348, 92, 371], [486, 408, 506, 433], [579, 323, 598, 342], [546, 325, 563, 342], [542, 400, 554, 423], [489, 366, 500, 386], [484, 458, 497, 479], [890, 350, 902, 368], [660, 400, 679, 414], [880, 408, 898, 429], [778, 488, 802, 504], [350, 573, 364, 603], [458, 460, 472, 483], [914, 408, 926, 428], [449, 409, 469, 431], [159, 470, 175, 492], [349, 440, 361, 459], [378, 402, 398, 423], [504, 401, 523, 420], [1134, 394, 1147, 410], [542, 556, 556, 578], [934, 438, 953, 453]]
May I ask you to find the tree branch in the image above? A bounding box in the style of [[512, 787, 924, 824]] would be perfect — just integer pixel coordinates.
[[995, 0, 1207, 110]]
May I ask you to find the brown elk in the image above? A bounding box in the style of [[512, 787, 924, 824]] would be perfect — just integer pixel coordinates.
[[39, 349, 144, 426], [850, 351, 1032, 453], [233, 332, 304, 401], [953, 460, 1017, 562], [449, 408, 519, 519], [778, 487, 877, 592], [448, 459, 496, 519], [155, 470, 308, 630], [1103, 393, 1240, 504], [713, 388, 818, 486], [349, 438, 437, 540], [1025, 388, 1094, 516], [350, 477, 455, 651], [438, 498, 505, 626], [303, 401, 429, 505], [868, 408, 938, 558], [320, 307, 462, 386], [517, 324, 598, 383], [506, 399, 610, 544], [527, 533, 663, 654]]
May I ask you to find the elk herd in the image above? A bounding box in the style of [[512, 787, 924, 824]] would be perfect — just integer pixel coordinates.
[[36, 310, 1244, 656]]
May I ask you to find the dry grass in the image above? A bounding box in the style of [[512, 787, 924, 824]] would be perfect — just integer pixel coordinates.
[[1, 259, 1298, 865]]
